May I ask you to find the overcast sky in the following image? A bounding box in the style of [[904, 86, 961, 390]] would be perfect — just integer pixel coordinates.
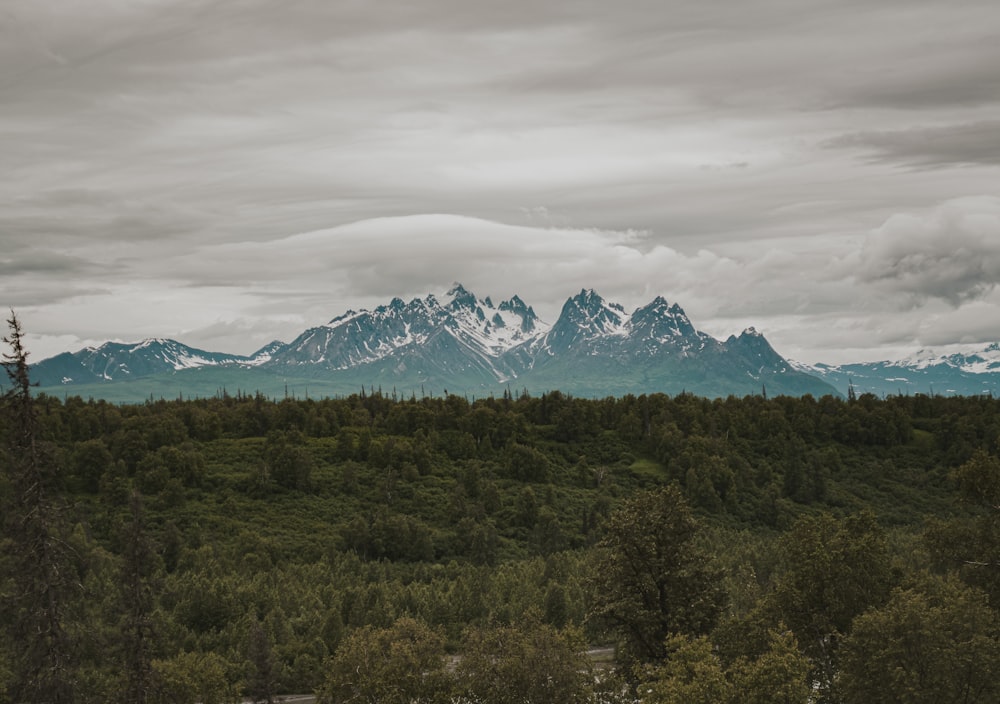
[[3, 0, 1000, 365]]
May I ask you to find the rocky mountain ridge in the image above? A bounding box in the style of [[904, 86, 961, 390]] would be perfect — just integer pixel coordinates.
[[796, 343, 1000, 398], [26, 285, 852, 400]]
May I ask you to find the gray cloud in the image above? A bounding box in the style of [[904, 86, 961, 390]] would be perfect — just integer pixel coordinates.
[[171, 214, 732, 320], [833, 50, 1000, 111], [827, 121, 1000, 168], [0, 283, 112, 308], [912, 294, 1000, 348], [857, 196, 1000, 305], [0, 250, 102, 276]]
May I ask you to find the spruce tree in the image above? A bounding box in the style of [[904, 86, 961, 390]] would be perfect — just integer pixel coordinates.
[[1, 311, 78, 703]]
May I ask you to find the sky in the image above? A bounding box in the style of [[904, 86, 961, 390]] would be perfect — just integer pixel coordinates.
[[2, 0, 999, 366]]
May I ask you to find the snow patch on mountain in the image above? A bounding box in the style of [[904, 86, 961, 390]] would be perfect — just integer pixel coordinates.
[[443, 283, 550, 357], [305, 283, 551, 368], [29, 284, 843, 399]]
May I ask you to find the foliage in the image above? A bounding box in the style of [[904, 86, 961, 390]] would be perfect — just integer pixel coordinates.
[[764, 510, 895, 700], [119, 490, 157, 704], [727, 629, 810, 704], [839, 574, 1000, 703], [639, 629, 809, 704], [258, 429, 313, 491], [638, 631, 811, 704], [454, 615, 592, 704], [245, 617, 276, 704], [150, 651, 240, 704], [638, 634, 729, 704], [316, 617, 450, 704], [589, 486, 725, 666], [6, 318, 1000, 703], [925, 449, 1000, 604]]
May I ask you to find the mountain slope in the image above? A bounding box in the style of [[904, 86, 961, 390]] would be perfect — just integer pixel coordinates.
[[30, 285, 839, 400], [29, 338, 275, 387], [262, 284, 545, 389], [511, 290, 833, 398], [798, 344, 1000, 397]]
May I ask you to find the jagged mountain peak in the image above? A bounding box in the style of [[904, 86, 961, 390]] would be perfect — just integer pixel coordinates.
[[498, 294, 539, 333], [569, 288, 625, 313], [725, 327, 787, 372], [497, 294, 529, 313], [445, 281, 472, 297], [443, 282, 478, 310], [276, 285, 552, 372], [629, 298, 700, 346], [328, 308, 361, 326], [632, 296, 673, 315], [645, 295, 670, 309], [539, 290, 629, 356], [562, 289, 626, 326], [725, 327, 767, 344], [639, 296, 689, 320], [726, 327, 768, 347], [444, 288, 488, 329], [30, 285, 843, 399], [441, 285, 549, 357]]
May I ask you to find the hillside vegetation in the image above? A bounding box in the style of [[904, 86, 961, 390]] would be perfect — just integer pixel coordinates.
[[4, 324, 1000, 703]]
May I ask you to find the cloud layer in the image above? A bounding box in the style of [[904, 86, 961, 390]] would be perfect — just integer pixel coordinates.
[[2, 0, 999, 365]]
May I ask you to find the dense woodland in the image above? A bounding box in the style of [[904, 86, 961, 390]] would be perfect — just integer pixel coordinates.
[[4, 314, 1000, 703]]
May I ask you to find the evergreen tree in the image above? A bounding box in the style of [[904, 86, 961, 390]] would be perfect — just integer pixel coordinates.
[[1, 312, 79, 703]]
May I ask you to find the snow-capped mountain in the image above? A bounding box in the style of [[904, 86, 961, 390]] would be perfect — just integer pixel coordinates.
[[524, 291, 710, 362], [797, 343, 1000, 398], [30, 284, 839, 399], [269, 284, 544, 372], [629, 297, 708, 354], [513, 289, 830, 397], [897, 344, 1000, 375], [28, 338, 276, 386]]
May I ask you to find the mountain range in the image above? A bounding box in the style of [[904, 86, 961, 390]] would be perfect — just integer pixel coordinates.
[[793, 346, 1000, 399], [23, 284, 1000, 402]]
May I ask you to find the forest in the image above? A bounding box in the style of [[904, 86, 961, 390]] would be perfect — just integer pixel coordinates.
[[4, 313, 1000, 704]]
